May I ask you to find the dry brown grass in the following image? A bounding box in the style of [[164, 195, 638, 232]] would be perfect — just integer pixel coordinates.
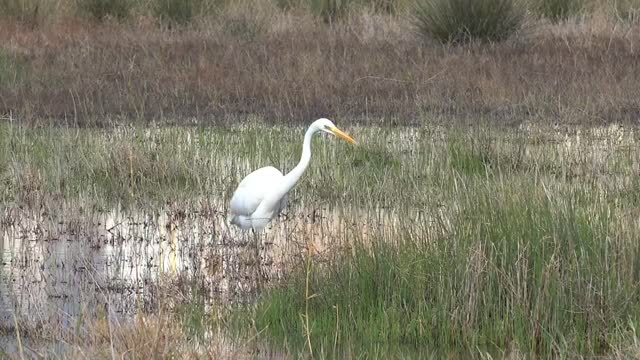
[[2, 303, 228, 359], [0, 2, 638, 127]]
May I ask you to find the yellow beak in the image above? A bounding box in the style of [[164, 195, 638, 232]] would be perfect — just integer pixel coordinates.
[[330, 127, 357, 145]]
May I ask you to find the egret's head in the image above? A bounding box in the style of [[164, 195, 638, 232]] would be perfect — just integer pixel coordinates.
[[314, 118, 357, 145]]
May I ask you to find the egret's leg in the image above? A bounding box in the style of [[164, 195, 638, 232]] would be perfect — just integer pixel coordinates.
[[252, 228, 262, 296]]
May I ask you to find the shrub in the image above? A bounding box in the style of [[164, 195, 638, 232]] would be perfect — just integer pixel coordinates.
[[309, 0, 353, 23], [0, 50, 26, 87], [153, 0, 224, 25], [274, 0, 302, 11], [413, 0, 524, 44], [363, 0, 399, 14], [535, 0, 582, 22], [0, 0, 50, 26], [76, 0, 134, 21], [277, 0, 392, 19], [613, 0, 640, 23]]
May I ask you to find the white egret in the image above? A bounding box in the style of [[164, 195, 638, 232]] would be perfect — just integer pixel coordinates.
[[229, 118, 356, 231]]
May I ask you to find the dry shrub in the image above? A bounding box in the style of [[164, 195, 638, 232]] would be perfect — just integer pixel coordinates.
[[67, 312, 223, 359]]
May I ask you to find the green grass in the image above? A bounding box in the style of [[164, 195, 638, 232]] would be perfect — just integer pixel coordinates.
[[226, 124, 638, 358], [238, 176, 640, 357]]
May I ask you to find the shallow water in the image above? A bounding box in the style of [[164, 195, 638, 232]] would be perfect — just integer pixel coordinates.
[[0, 204, 297, 356], [0, 200, 409, 358], [0, 202, 404, 332], [1, 207, 233, 328]]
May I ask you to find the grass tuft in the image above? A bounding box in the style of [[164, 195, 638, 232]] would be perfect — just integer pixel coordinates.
[[412, 0, 525, 43], [363, 0, 399, 14], [613, 0, 640, 23], [153, 0, 222, 25], [535, 0, 583, 22], [309, 0, 353, 23], [0, 50, 27, 88], [0, 0, 49, 26], [76, 0, 135, 20], [274, 0, 302, 11]]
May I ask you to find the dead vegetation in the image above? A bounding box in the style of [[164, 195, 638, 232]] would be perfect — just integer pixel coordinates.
[[0, 1, 638, 127]]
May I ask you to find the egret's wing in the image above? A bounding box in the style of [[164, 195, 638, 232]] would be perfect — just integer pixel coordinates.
[[229, 166, 284, 218]]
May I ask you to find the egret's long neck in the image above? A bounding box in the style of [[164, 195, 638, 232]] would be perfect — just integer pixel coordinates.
[[254, 126, 316, 217], [261, 126, 315, 206], [283, 126, 314, 188]]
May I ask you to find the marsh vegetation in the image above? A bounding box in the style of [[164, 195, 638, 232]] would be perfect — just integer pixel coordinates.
[[1, 0, 640, 358], [1, 123, 640, 358]]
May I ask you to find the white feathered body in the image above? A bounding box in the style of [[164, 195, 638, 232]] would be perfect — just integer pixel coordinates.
[[229, 166, 288, 230]]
